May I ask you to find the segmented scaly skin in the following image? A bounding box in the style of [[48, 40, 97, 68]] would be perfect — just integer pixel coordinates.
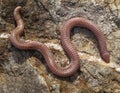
[[9, 6, 110, 77]]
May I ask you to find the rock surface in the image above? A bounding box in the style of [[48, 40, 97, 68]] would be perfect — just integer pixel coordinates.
[[0, 0, 120, 93]]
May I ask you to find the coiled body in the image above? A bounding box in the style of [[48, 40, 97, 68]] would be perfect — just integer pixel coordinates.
[[9, 6, 110, 77]]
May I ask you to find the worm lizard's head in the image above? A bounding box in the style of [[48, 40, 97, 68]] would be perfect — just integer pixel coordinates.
[[103, 52, 110, 63]]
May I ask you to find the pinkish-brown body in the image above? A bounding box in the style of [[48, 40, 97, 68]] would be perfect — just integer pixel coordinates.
[[9, 6, 110, 77]]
